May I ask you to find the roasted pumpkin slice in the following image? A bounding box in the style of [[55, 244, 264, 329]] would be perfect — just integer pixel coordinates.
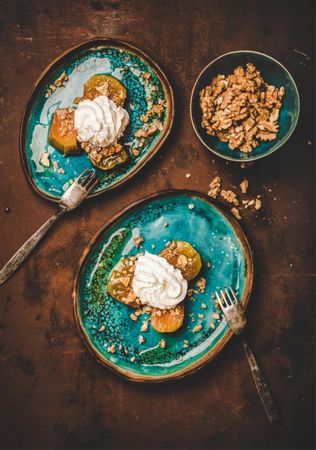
[[159, 240, 202, 281], [88, 144, 129, 171], [83, 75, 127, 106], [151, 304, 185, 333], [49, 108, 81, 156], [107, 257, 140, 309]]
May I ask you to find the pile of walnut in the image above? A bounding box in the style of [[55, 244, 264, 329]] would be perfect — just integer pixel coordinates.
[[199, 63, 285, 152]]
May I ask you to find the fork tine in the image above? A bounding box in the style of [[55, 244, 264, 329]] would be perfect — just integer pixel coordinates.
[[81, 170, 97, 187], [76, 169, 96, 186], [225, 288, 235, 305], [215, 291, 225, 310], [229, 287, 239, 304], [86, 178, 99, 193], [219, 289, 229, 307], [75, 168, 92, 184], [83, 173, 97, 188]]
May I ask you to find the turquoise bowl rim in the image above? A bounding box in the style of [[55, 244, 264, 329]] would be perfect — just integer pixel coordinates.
[[190, 50, 300, 162], [72, 189, 254, 382], [19, 38, 174, 202]]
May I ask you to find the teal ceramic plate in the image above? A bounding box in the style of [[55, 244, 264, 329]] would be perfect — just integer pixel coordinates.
[[190, 50, 300, 162], [73, 190, 253, 382], [20, 39, 174, 201]]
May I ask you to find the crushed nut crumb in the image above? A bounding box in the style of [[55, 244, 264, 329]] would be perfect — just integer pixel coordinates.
[[138, 335, 146, 344], [239, 179, 249, 194], [208, 176, 221, 198], [159, 339, 166, 349], [231, 207, 242, 220], [196, 277, 206, 293], [140, 321, 149, 332], [221, 189, 239, 206], [134, 236, 144, 248]]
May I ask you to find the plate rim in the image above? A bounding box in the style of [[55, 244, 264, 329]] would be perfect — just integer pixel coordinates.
[[19, 38, 175, 202], [190, 49, 300, 162], [72, 189, 254, 382]]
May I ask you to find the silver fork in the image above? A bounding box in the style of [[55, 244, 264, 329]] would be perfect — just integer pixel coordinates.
[[0, 168, 98, 286], [215, 287, 278, 423]]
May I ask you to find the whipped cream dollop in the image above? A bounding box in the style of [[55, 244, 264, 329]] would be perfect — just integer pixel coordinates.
[[132, 252, 188, 309], [74, 95, 129, 147]]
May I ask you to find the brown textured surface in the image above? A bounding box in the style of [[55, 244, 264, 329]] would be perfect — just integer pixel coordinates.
[[0, 1, 314, 449]]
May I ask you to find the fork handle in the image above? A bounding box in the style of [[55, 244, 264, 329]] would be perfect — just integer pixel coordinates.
[[242, 337, 278, 423], [0, 212, 61, 286]]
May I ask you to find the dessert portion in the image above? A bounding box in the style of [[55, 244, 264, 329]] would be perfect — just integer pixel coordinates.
[[199, 63, 285, 153], [108, 240, 202, 333], [48, 108, 80, 156], [81, 74, 127, 106], [132, 252, 188, 309], [48, 74, 130, 171], [74, 95, 129, 147]]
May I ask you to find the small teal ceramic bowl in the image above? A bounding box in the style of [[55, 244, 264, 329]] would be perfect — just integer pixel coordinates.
[[190, 50, 300, 162]]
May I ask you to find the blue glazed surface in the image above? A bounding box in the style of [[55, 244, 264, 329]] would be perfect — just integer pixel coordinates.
[[191, 51, 300, 162], [75, 192, 252, 380], [23, 43, 170, 199]]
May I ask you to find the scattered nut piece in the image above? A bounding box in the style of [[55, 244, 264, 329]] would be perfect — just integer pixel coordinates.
[[212, 313, 220, 320], [186, 173, 191, 178], [201, 303, 207, 309], [163, 222, 169, 228], [177, 254, 188, 269], [188, 204, 194, 209], [138, 335, 146, 344], [208, 176, 221, 198], [140, 321, 149, 332], [107, 345, 116, 354], [130, 313, 138, 321], [255, 198, 262, 210], [142, 72, 151, 80], [196, 277, 206, 293], [198, 313, 204, 319], [58, 167, 65, 174], [131, 148, 140, 157], [221, 190, 239, 206], [239, 179, 249, 194], [159, 339, 166, 349], [134, 236, 144, 248], [98, 325, 106, 332], [130, 356, 136, 362], [231, 207, 242, 220], [193, 324, 203, 333], [210, 322, 215, 329]]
